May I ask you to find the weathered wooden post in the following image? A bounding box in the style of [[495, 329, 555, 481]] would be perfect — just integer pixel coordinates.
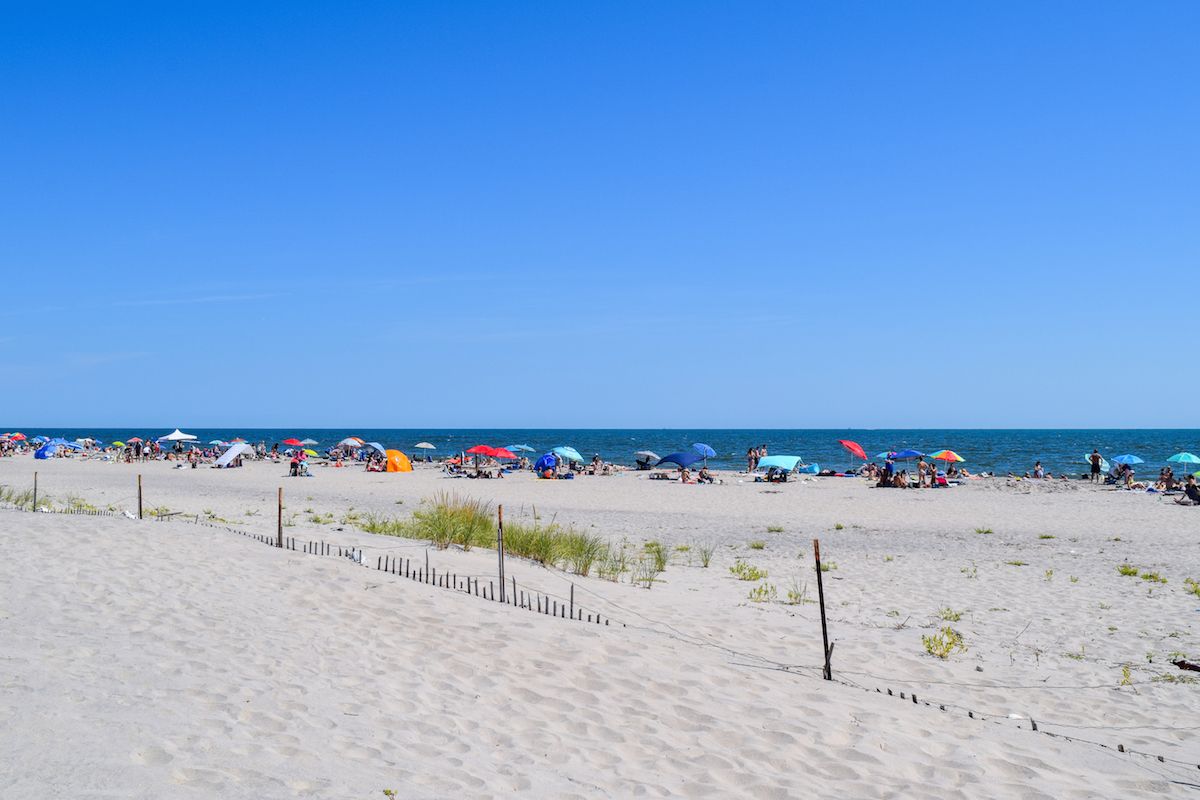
[[32, 471, 38, 511], [497, 504, 506, 603], [276, 487, 283, 548], [137, 474, 143, 519], [813, 538, 833, 680]]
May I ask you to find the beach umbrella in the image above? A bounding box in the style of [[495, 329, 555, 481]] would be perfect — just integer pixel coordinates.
[[414, 442, 437, 450], [929, 449, 964, 464], [365, 442, 387, 455], [874, 451, 894, 460], [552, 446, 584, 463], [161, 429, 197, 442], [299, 438, 319, 446], [891, 448, 925, 461], [1111, 454, 1144, 466], [281, 438, 303, 447], [303, 448, 318, 456], [33, 436, 50, 443], [9, 432, 26, 441], [758, 455, 803, 472], [111, 440, 125, 447], [634, 450, 661, 462], [338, 437, 364, 447], [208, 439, 227, 446], [492, 447, 517, 460], [1167, 452, 1200, 466], [231, 437, 246, 443], [838, 439, 867, 461], [127, 436, 143, 443], [655, 451, 703, 469], [534, 453, 557, 472], [465, 445, 497, 456], [692, 443, 717, 458], [504, 444, 535, 453]]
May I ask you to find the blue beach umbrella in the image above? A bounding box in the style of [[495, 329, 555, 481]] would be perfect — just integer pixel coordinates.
[[1111, 454, 1144, 466], [534, 453, 557, 472], [656, 451, 704, 469], [552, 446, 584, 463], [757, 455, 803, 472], [891, 449, 925, 461], [1166, 452, 1200, 466], [505, 444, 536, 453], [691, 443, 717, 458]]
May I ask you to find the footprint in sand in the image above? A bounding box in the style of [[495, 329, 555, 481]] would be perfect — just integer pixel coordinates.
[[130, 745, 173, 765]]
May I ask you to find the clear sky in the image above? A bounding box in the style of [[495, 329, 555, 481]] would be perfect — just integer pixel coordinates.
[[2, 2, 1197, 428]]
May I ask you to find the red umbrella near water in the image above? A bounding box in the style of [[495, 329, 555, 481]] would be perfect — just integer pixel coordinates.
[[838, 439, 867, 461], [465, 445, 497, 456], [282, 438, 303, 447]]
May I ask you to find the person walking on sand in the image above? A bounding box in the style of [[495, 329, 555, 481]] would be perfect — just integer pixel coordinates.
[[747, 446, 758, 473], [917, 456, 928, 488], [1090, 449, 1102, 483]]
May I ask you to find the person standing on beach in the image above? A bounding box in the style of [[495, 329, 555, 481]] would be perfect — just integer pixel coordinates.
[[746, 447, 758, 473], [916, 456, 928, 488], [1090, 449, 1102, 483]]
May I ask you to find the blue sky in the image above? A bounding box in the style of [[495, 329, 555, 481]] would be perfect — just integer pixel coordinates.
[[2, 2, 1197, 428]]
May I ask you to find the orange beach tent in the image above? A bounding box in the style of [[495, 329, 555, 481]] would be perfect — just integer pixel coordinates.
[[385, 450, 412, 472]]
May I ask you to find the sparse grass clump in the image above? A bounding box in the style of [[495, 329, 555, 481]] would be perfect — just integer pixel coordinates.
[[820, 561, 837, 572], [412, 492, 493, 550], [1185, 578, 1200, 598], [558, 530, 607, 577], [1038, 534, 1055, 540], [748, 583, 776, 603], [730, 561, 768, 581], [1006, 560, 1027, 567], [784, 578, 810, 605], [309, 512, 334, 525], [937, 607, 962, 622], [748, 540, 766, 550], [923, 627, 966, 659], [696, 540, 715, 568], [767, 525, 784, 533], [975, 527, 993, 535], [834, 523, 844, 531], [1117, 564, 1139, 577], [1044, 569, 1054, 581], [0, 485, 39, 510], [643, 540, 668, 572], [1140, 570, 1167, 585]]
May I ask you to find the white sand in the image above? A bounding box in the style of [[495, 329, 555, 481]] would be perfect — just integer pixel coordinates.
[[2, 456, 1198, 797]]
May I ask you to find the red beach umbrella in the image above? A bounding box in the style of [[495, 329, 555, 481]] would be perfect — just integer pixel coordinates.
[[492, 447, 517, 459], [127, 437, 143, 443], [838, 439, 867, 461], [9, 432, 26, 442], [282, 438, 303, 447]]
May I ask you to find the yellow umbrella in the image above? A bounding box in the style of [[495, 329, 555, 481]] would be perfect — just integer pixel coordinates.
[[303, 449, 318, 456]]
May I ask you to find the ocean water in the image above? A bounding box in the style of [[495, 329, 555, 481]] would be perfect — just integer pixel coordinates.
[[13, 429, 1200, 477]]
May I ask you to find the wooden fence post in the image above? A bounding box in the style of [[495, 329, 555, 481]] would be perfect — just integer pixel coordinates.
[[813, 538, 833, 680], [33, 471, 38, 511], [276, 487, 283, 548], [137, 474, 142, 519], [569, 583, 574, 618], [497, 504, 506, 603]]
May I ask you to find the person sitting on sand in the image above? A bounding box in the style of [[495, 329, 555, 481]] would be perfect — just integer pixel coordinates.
[[893, 470, 907, 489], [679, 467, 694, 484], [1175, 475, 1200, 505], [1156, 467, 1177, 491], [1033, 461, 1044, 479], [697, 466, 714, 484]]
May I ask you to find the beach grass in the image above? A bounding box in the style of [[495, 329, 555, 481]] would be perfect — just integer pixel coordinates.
[[361, 493, 614, 578]]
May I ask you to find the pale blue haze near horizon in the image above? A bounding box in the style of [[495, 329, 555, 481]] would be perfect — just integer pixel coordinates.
[[2, 2, 1197, 429]]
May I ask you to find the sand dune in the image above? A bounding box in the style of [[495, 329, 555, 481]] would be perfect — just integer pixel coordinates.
[[1, 457, 1198, 797]]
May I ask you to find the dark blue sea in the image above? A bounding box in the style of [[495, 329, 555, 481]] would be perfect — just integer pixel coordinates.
[[12, 429, 1200, 476]]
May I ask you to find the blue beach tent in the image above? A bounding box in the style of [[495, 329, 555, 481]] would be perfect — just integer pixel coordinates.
[[656, 451, 704, 469]]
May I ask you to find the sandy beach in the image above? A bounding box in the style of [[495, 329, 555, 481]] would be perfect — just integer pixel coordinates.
[[2, 456, 1198, 798]]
